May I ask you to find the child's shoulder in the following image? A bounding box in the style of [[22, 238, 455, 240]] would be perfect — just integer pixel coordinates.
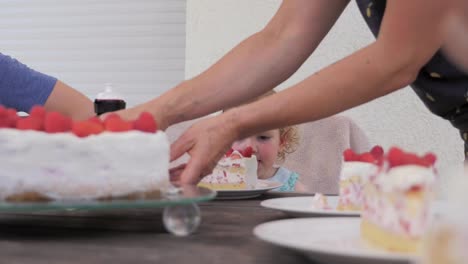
[[270, 167, 299, 192]]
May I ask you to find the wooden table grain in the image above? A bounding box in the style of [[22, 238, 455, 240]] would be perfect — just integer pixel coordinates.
[[0, 192, 317, 264]]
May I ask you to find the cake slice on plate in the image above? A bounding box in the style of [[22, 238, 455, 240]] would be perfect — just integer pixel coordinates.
[[199, 147, 257, 190], [361, 147, 437, 253], [337, 146, 383, 211]]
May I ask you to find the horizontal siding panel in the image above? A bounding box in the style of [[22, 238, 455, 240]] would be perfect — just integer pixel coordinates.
[[0, 14, 185, 28], [55, 72, 184, 83], [0, 26, 185, 40], [8, 49, 185, 60], [1, 40, 185, 50], [0, 0, 186, 107], [29, 59, 185, 72], [0, 2, 185, 15]]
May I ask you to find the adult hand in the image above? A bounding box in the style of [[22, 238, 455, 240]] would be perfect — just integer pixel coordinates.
[[169, 163, 186, 183], [170, 114, 240, 184]]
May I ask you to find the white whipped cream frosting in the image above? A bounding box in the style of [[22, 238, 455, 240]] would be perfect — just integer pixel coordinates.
[[340, 161, 378, 180], [0, 129, 170, 200], [377, 165, 436, 192], [202, 150, 258, 189]]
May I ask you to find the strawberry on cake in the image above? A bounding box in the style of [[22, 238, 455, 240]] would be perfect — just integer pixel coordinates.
[[361, 147, 437, 253], [0, 105, 170, 201], [198, 147, 257, 190], [337, 146, 383, 211]]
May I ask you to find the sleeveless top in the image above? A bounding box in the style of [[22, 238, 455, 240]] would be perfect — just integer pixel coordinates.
[[355, 0, 468, 156], [269, 167, 300, 192]]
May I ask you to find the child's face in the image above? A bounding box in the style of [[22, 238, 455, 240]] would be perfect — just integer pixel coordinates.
[[232, 129, 282, 179]]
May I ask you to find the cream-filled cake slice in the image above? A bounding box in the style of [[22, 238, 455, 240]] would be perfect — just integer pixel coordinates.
[[337, 146, 382, 211], [361, 147, 437, 253], [199, 148, 257, 190]]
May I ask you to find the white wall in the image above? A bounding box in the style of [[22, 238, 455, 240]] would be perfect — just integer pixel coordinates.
[[0, 0, 186, 108], [186, 0, 464, 179]]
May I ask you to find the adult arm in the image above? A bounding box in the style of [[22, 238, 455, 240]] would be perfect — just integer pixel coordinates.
[[172, 0, 451, 183], [0, 53, 94, 120], [233, 0, 449, 135], [44, 80, 94, 120], [116, 0, 350, 129]]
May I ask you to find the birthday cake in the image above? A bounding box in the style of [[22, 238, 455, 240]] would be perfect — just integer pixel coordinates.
[[0, 105, 169, 201]]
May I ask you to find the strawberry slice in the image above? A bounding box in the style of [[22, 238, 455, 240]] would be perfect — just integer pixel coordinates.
[[422, 153, 437, 166], [72, 121, 104, 137], [359, 153, 375, 163], [225, 148, 234, 157], [387, 147, 404, 167], [133, 112, 157, 133], [44, 112, 72, 133], [387, 147, 437, 168], [370, 145, 384, 159], [16, 117, 43, 131], [5, 109, 20, 128], [343, 149, 357, 161], [29, 105, 46, 120], [87, 116, 103, 126], [241, 146, 253, 157], [0, 105, 8, 128], [105, 117, 133, 132]]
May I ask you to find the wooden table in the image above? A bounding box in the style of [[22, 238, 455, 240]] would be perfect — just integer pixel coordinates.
[[0, 192, 318, 264]]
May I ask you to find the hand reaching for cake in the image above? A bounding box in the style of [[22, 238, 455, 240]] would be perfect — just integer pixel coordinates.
[[170, 114, 239, 184], [169, 163, 186, 183]]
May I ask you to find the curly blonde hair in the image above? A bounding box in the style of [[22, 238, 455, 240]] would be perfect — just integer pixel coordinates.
[[224, 89, 301, 163], [277, 125, 300, 162]]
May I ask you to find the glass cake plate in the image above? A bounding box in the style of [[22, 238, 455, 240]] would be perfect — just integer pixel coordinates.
[[0, 185, 216, 236], [0, 185, 215, 212]]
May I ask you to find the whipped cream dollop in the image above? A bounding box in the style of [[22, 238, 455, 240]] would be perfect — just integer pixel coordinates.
[[340, 161, 378, 180], [377, 165, 436, 192], [204, 150, 258, 189]]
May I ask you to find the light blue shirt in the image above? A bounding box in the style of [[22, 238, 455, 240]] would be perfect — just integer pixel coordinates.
[[270, 167, 300, 192]]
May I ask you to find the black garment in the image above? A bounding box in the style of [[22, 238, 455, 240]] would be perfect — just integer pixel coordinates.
[[355, 0, 468, 156]]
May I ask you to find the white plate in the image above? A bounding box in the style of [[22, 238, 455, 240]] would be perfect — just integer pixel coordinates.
[[254, 218, 417, 264], [215, 180, 283, 200], [261, 196, 360, 217], [261, 196, 447, 218]]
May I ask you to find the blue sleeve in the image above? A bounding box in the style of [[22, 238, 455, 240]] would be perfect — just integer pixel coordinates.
[[278, 172, 300, 192], [0, 53, 57, 112], [271, 167, 300, 192]]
